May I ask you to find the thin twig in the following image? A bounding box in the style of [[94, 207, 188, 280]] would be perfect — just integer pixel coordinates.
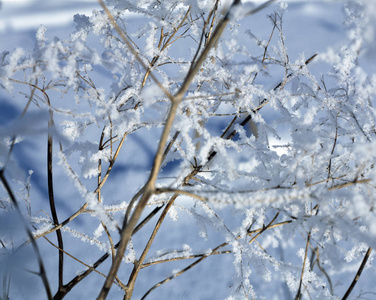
[[33, 131, 127, 241], [342, 247, 373, 300], [97, 1, 277, 298], [96, 0, 242, 297], [140, 242, 228, 300], [98, 0, 174, 102], [141, 7, 191, 87], [295, 231, 311, 300], [189, 0, 219, 72], [124, 194, 179, 300], [247, 220, 292, 235], [0, 170, 52, 299], [248, 212, 279, 243], [154, 187, 207, 201], [310, 246, 333, 295], [141, 249, 232, 268], [328, 179, 371, 191], [42, 236, 108, 280], [47, 100, 65, 293], [327, 114, 338, 179], [51, 206, 163, 299], [141, 210, 284, 299]]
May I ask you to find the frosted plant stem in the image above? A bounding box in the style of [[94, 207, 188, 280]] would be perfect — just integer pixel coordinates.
[[47, 108, 65, 293], [33, 202, 88, 240], [98, 0, 174, 102], [311, 247, 334, 295], [97, 2, 234, 299], [97, 1, 277, 298], [295, 231, 311, 300], [188, 0, 219, 73], [2, 1, 376, 298], [124, 194, 179, 300], [97, 96, 181, 300], [125, 159, 219, 298], [140, 242, 228, 300], [141, 6, 191, 87], [32, 131, 127, 242], [51, 206, 162, 299], [342, 247, 373, 300], [0, 171, 53, 300], [140, 212, 284, 299]]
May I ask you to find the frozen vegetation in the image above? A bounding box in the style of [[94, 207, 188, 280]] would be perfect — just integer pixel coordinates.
[[0, 0, 376, 299]]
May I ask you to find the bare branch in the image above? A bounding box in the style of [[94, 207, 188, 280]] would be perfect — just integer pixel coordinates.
[[342, 247, 373, 300], [0, 171, 52, 299]]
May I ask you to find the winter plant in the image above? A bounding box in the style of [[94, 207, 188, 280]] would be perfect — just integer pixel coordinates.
[[1, 0, 376, 299]]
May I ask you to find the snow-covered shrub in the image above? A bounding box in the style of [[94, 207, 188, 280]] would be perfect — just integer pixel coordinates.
[[1, 0, 375, 299]]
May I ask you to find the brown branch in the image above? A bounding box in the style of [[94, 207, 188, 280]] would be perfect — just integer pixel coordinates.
[[97, 1, 278, 298], [205, 0, 219, 44], [51, 205, 163, 299], [94, 131, 128, 194], [154, 187, 207, 201], [140, 210, 285, 299], [328, 178, 371, 191], [327, 114, 339, 179], [99, 98, 181, 298], [310, 246, 333, 295], [141, 7, 191, 87], [21, 77, 38, 116], [247, 220, 292, 235], [96, 0, 241, 297], [140, 242, 228, 300], [342, 247, 373, 300], [141, 249, 232, 268], [124, 194, 179, 300], [189, 0, 219, 72], [47, 99, 65, 293], [295, 231, 311, 300], [33, 130, 127, 242], [0, 170, 52, 299], [248, 212, 280, 243], [206, 53, 318, 163], [98, 0, 174, 102], [42, 236, 108, 281]]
